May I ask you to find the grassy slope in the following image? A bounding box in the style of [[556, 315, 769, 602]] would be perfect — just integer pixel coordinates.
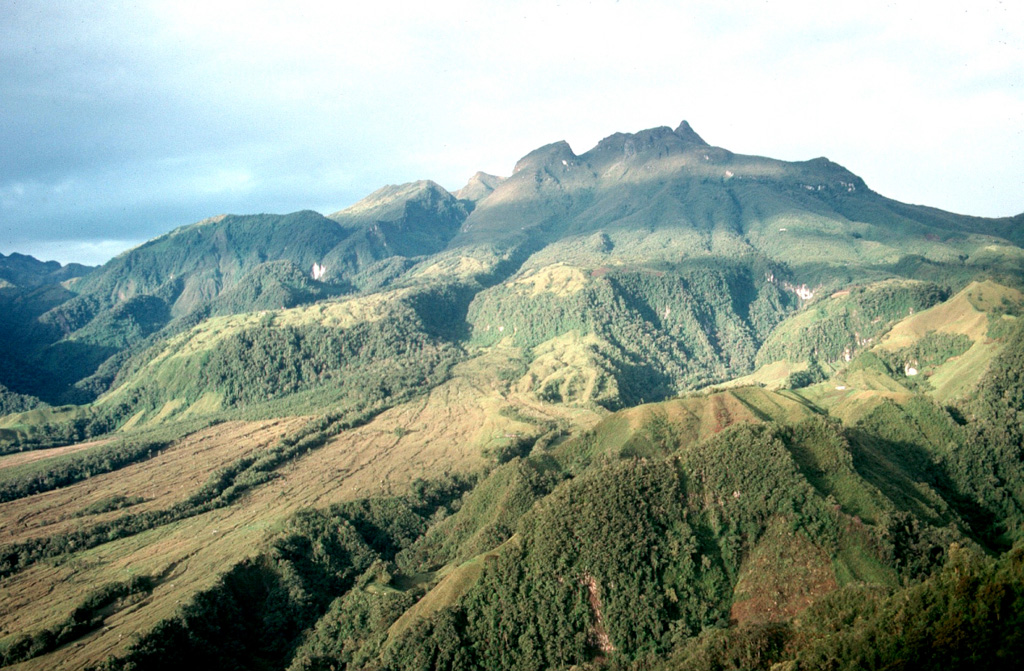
[[0, 385, 809, 668], [0, 348, 602, 670], [872, 279, 1023, 403], [94, 288, 410, 423], [794, 280, 1023, 420], [720, 280, 1021, 424]]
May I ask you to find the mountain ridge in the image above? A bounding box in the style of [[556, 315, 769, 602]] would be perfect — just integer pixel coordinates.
[[0, 252, 93, 288]]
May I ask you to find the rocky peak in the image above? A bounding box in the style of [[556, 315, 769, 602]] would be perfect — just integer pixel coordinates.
[[512, 140, 578, 174], [582, 122, 707, 168], [455, 171, 506, 203], [674, 120, 707, 145], [329, 180, 457, 224]]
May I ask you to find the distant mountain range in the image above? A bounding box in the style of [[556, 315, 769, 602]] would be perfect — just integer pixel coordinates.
[[0, 251, 92, 289], [1, 121, 1023, 671]]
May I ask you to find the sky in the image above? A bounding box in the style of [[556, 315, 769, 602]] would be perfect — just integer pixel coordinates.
[[1, 0, 1022, 266]]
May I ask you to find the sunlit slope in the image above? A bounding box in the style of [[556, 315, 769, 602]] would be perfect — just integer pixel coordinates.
[[322, 408, 980, 671], [870, 280, 1024, 403], [552, 386, 818, 467], [90, 253, 795, 424], [731, 280, 1021, 428], [807, 281, 1022, 415], [342, 346, 1024, 671], [89, 284, 468, 428], [0, 383, 825, 669], [0, 351, 602, 670], [466, 259, 793, 403], [454, 123, 1016, 274], [754, 279, 949, 368]]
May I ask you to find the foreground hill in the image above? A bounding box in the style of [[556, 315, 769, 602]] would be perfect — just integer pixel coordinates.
[[1, 120, 1023, 670], [3, 300, 1024, 669]]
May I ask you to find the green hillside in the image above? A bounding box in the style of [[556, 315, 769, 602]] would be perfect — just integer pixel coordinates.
[[2, 120, 1024, 670]]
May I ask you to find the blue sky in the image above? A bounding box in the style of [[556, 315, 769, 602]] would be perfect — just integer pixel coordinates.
[[2, 0, 1022, 266]]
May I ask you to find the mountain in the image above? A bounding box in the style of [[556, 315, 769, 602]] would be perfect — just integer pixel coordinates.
[[325, 180, 471, 286], [1, 121, 1023, 670], [0, 252, 92, 289], [453, 121, 1019, 271], [7, 121, 1021, 409], [0, 254, 95, 413]]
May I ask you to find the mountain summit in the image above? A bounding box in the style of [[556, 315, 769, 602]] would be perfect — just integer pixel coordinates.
[[674, 119, 707, 144]]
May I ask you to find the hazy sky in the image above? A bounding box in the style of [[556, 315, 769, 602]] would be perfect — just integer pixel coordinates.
[[2, 0, 1022, 266]]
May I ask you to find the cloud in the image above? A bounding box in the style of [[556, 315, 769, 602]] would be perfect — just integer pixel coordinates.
[[12, 238, 147, 268], [1, 0, 1022, 265]]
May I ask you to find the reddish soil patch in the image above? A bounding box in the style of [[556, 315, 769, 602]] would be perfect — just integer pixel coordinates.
[[730, 521, 838, 625], [582, 573, 615, 654]]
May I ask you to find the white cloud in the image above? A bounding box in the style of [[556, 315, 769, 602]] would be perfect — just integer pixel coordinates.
[[1, 0, 1022, 264], [13, 238, 146, 267]]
